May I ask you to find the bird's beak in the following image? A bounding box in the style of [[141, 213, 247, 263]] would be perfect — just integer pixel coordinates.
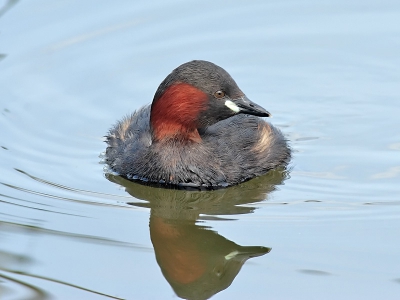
[[225, 95, 271, 117]]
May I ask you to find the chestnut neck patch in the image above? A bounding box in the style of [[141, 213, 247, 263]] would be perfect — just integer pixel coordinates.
[[150, 83, 208, 142]]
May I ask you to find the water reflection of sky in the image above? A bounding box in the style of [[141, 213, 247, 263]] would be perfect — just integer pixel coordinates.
[[1, 0, 400, 299]]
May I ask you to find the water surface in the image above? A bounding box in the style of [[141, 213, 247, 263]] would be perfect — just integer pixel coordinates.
[[1, 0, 400, 299]]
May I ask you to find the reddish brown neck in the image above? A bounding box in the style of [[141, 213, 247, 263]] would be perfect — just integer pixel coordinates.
[[150, 83, 208, 143]]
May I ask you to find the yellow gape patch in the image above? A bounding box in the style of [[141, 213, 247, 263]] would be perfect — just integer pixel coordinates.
[[224, 100, 240, 113]]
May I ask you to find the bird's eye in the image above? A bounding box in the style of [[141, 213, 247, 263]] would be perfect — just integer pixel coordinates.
[[214, 90, 225, 99]]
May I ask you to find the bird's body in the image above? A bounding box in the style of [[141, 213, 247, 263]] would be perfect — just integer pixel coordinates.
[[106, 60, 290, 188]]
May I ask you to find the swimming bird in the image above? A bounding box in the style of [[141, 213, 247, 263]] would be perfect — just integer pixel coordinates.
[[105, 60, 290, 188]]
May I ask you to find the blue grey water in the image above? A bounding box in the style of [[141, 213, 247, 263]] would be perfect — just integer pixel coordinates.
[[1, 0, 400, 299]]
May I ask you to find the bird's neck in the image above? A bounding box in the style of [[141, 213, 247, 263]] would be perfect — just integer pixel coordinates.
[[150, 83, 208, 143]]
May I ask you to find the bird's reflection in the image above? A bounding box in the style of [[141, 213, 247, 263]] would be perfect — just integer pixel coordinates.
[[107, 169, 288, 300]]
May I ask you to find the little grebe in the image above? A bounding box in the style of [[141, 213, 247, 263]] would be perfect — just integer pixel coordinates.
[[105, 60, 290, 188]]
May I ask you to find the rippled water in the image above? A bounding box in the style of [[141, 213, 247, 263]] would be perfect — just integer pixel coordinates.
[[1, 0, 400, 299]]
